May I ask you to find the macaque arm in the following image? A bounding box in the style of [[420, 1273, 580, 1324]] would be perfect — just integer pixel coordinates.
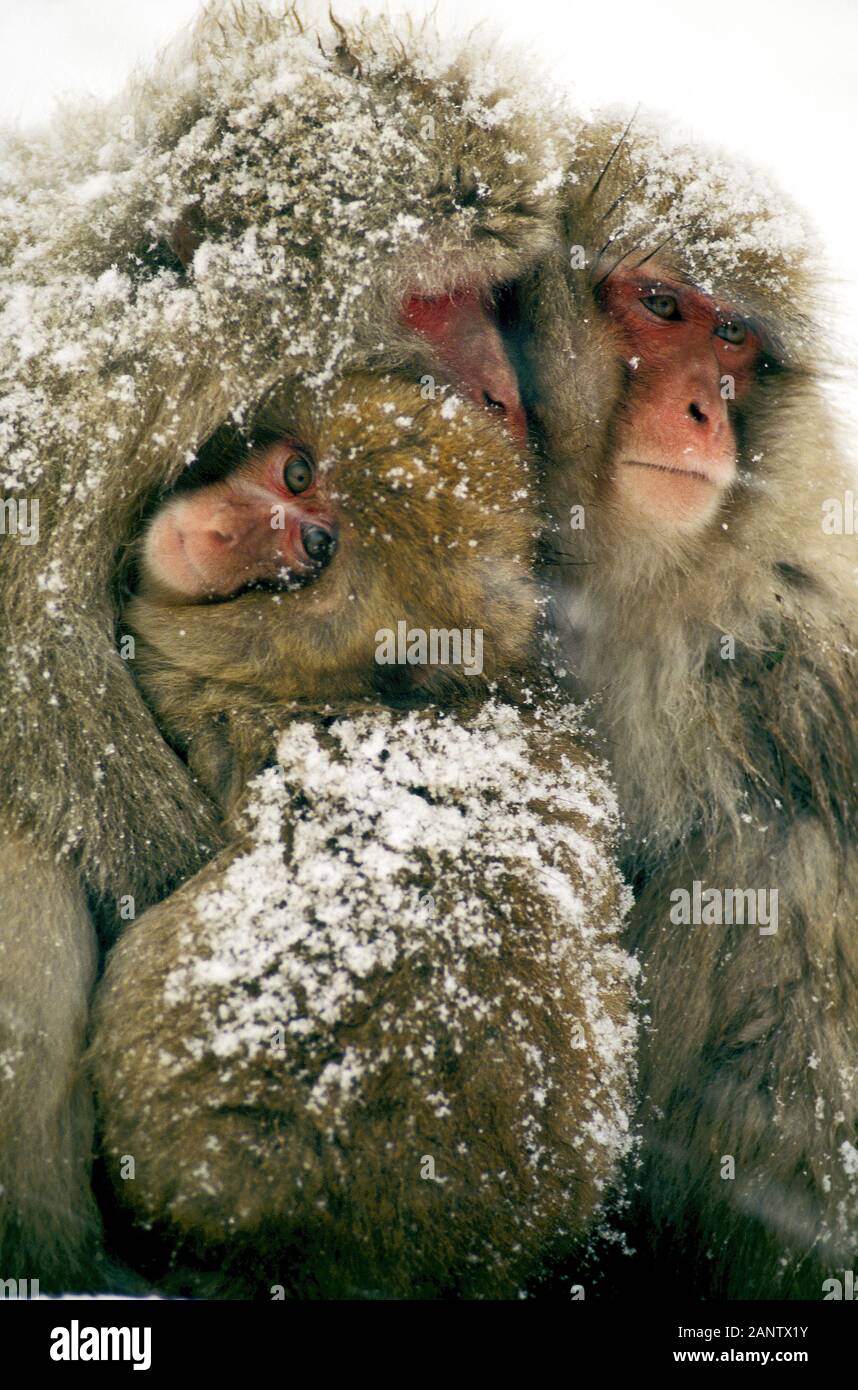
[[90, 703, 635, 1297], [631, 820, 858, 1295], [0, 819, 102, 1288]]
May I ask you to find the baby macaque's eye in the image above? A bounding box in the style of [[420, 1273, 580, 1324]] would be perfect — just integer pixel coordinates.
[[301, 524, 336, 566], [284, 453, 314, 494]]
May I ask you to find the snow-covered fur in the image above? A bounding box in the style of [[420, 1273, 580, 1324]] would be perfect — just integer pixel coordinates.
[[92, 701, 635, 1298], [1, 3, 639, 1296], [0, 1, 565, 912]]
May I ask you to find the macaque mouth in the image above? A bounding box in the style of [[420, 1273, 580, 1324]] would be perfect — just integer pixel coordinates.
[[621, 459, 717, 485], [206, 564, 322, 604]]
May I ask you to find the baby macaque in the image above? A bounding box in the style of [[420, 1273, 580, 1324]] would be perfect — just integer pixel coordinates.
[[125, 370, 537, 808], [91, 371, 636, 1299]]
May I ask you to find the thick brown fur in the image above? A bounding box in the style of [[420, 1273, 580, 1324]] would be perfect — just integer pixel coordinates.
[[515, 117, 858, 1297], [89, 372, 635, 1299], [0, 2, 567, 1289]]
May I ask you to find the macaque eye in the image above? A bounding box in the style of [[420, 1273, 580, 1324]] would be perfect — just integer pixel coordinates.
[[715, 320, 747, 346], [641, 292, 680, 321], [284, 453, 314, 493], [301, 524, 336, 566]]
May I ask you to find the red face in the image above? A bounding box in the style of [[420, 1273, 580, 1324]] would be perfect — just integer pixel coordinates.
[[401, 288, 527, 442], [145, 284, 528, 603], [600, 267, 762, 529], [142, 442, 335, 600]]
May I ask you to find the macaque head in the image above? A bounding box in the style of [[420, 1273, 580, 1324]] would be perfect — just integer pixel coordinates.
[[519, 240, 787, 576], [125, 371, 537, 736], [598, 265, 765, 532]]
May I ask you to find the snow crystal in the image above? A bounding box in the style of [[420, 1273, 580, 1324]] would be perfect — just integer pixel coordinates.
[[841, 1141, 858, 1178]]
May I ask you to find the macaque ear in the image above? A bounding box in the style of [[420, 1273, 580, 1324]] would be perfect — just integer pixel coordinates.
[[402, 289, 527, 441]]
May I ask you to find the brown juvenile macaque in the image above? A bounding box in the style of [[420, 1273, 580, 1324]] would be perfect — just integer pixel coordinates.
[[90, 370, 635, 1299], [515, 126, 858, 1297], [123, 368, 536, 803]]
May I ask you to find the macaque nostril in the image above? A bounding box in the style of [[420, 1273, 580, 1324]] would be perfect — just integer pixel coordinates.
[[688, 401, 708, 425], [301, 525, 336, 566]]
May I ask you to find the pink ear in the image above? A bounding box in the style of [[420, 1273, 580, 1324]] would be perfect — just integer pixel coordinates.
[[402, 289, 527, 442]]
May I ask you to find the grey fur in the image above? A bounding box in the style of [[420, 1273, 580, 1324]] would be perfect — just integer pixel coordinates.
[[521, 116, 858, 1296]]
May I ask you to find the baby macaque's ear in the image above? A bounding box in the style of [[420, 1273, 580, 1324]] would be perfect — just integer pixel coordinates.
[[402, 289, 527, 441]]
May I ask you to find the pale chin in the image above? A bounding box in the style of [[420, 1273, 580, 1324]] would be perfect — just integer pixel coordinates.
[[614, 459, 731, 530]]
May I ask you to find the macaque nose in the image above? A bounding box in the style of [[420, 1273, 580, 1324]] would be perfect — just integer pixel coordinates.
[[301, 524, 336, 566]]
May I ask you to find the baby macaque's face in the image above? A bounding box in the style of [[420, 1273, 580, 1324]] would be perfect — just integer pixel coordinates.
[[127, 373, 537, 705], [141, 435, 336, 601]]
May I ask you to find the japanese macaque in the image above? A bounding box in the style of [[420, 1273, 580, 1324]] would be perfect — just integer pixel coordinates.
[[516, 123, 858, 1297], [89, 369, 635, 1299], [122, 368, 537, 804], [0, 3, 565, 1290]]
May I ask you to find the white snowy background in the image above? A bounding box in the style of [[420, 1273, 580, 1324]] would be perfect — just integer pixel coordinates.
[[2, 0, 856, 434]]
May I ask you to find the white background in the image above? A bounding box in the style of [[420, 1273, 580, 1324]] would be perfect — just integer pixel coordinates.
[[2, 0, 856, 429]]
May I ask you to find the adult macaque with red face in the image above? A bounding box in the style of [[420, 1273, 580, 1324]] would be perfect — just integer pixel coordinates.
[[517, 128, 858, 1298], [599, 270, 762, 527], [0, 4, 568, 1291]]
